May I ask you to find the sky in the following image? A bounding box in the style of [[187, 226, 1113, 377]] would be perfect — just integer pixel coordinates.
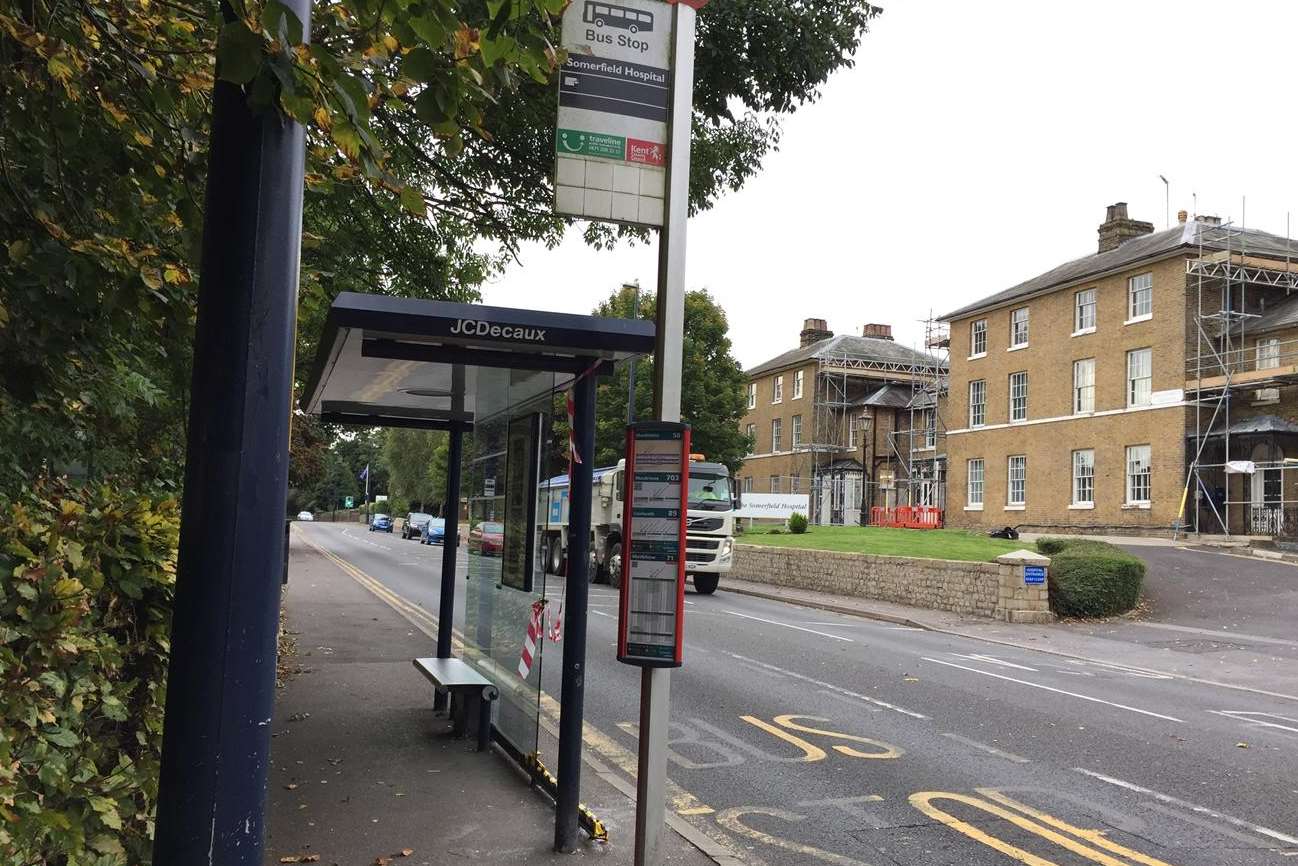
[[481, 0, 1298, 370]]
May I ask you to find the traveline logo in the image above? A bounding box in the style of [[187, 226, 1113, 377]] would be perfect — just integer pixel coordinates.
[[449, 319, 547, 341]]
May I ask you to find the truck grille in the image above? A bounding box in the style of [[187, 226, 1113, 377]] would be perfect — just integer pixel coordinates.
[[687, 537, 720, 550], [687, 517, 724, 532], [686, 551, 715, 562]]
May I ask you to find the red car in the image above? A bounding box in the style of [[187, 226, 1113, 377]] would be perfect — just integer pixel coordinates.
[[468, 521, 504, 557]]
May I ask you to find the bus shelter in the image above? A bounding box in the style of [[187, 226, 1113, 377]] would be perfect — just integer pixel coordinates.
[[300, 292, 654, 848]]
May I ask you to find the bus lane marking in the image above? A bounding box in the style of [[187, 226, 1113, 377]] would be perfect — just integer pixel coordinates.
[[772, 715, 903, 759], [1074, 767, 1298, 847], [922, 657, 1185, 723], [909, 790, 1179, 866], [976, 788, 1173, 866], [715, 807, 873, 866]]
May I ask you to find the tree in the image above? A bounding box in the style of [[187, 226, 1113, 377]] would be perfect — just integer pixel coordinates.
[[0, 0, 881, 497], [381, 428, 448, 513], [590, 285, 750, 473]]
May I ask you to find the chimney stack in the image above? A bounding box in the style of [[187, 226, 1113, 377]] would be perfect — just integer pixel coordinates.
[[799, 318, 833, 347], [1097, 202, 1154, 253], [1177, 209, 1188, 224], [861, 323, 893, 341]]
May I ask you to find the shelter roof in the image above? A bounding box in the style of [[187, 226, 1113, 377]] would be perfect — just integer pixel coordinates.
[[301, 293, 654, 429]]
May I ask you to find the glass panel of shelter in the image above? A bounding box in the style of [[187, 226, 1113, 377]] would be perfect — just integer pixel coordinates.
[[462, 366, 568, 764]]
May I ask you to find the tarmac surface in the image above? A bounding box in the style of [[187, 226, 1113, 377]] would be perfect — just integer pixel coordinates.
[[278, 522, 1298, 866]]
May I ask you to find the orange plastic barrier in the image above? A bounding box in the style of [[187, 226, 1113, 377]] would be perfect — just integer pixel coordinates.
[[869, 506, 944, 529]]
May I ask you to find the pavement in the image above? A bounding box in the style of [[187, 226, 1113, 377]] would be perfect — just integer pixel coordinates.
[[286, 521, 1298, 866], [265, 534, 713, 865]]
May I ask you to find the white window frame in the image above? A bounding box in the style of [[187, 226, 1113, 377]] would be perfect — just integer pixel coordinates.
[[1127, 348, 1152, 407], [1256, 338, 1280, 404], [969, 379, 986, 427], [791, 414, 803, 448], [771, 418, 782, 452], [770, 475, 781, 494], [848, 413, 859, 449], [1010, 307, 1029, 349], [1126, 444, 1152, 505], [772, 375, 783, 404], [742, 476, 753, 494], [1071, 449, 1095, 507], [1009, 371, 1028, 422], [1007, 455, 1026, 507], [922, 408, 936, 449], [745, 423, 756, 450], [1073, 358, 1095, 414], [1127, 272, 1153, 323], [966, 458, 984, 509], [746, 382, 756, 410], [1074, 288, 1097, 334], [970, 319, 987, 358], [793, 369, 804, 400]]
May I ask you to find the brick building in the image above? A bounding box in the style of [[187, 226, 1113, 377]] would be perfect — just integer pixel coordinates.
[[941, 202, 1298, 536], [739, 319, 946, 524]]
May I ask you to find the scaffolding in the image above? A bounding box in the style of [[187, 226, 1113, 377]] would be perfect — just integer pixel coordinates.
[[1183, 216, 1298, 538], [799, 334, 947, 525]]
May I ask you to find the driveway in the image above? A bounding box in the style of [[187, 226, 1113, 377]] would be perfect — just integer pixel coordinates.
[[1062, 544, 1298, 663]]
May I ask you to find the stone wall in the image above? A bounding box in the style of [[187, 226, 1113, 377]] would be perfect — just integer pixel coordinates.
[[732, 544, 1052, 623]]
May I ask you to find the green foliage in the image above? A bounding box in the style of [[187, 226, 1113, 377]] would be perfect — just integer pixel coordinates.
[[1035, 536, 1114, 556], [0, 484, 179, 864], [381, 428, 448, 513], [1045, 542, 1145, 618], [741, 526, 1024, 562], [590, 286, 751, 473], [787, 512, 808, 534]]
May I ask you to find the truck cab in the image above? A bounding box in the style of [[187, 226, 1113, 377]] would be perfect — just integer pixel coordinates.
[[537, 456, 739, 594]]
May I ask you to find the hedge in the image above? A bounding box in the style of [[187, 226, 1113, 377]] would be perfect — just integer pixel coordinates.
[[1, 484, 178, 864], [1037, 538, 1144, 617]]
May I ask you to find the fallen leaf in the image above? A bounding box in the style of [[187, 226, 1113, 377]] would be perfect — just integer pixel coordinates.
[[375, 858, 392, 866], [1236, 742, 1249, 749], [904, 677, 919, 683], [279, 856, 320, 864], [400, 849, 414, 857], [284, 783, 299, 790]]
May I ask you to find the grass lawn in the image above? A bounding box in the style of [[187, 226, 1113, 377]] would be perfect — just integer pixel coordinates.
[[737, 524, 1027, 562]]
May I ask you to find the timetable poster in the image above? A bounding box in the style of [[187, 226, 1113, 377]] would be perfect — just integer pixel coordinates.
[[618, 423, 689, 666]]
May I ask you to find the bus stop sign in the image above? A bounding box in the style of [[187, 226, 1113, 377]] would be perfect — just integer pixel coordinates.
[[617, 421, 689, 667]]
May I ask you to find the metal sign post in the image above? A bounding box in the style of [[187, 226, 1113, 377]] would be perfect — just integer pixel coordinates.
[[553, 2, 703, 861]]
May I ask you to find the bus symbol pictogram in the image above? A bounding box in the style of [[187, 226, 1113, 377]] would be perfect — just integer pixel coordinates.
[[583, 1, 654, 34]]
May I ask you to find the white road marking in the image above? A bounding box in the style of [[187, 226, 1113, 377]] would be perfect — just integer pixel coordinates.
[[921, 657, 1185, 723], [1074, 767, 1298, 846], [591, 610, 613, 618], [726, 652, 927, 719], [950, 653, 1038, 672], [725, 610, 855, 643], [1210, 710, 1298, 736], [939, 732, 1030, 764]]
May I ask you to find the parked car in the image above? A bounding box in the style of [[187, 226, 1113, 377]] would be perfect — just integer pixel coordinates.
[[296, 511, 314, 521], [420, 518, 447, 545], [468, 521, 504, 557], [369, 513, 393, 532], [402, 512, 433, 540]]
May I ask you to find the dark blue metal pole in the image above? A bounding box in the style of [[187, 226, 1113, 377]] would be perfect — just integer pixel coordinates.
[[438, 428, 463, 658], [555, 365, 596, 852], [152, 0, 308, 861]]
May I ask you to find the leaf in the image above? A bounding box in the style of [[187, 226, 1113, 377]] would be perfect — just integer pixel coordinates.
[[400, 46, 439, 83], [7, 239, 30, 263], [218, 20, 265, 85], [263, 0, 305, 47], [409, 13, 448, 46], [399, 186, 426, 217]]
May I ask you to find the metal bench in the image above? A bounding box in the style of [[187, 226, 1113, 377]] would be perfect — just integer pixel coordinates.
[[412, 657, 499, 751]]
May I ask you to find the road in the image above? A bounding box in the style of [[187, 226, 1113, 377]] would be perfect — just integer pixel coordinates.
[[296, 522, 1298, 866]]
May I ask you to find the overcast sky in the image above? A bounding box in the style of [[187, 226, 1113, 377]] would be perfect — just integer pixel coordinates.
[[483, 0, 1298, 370]]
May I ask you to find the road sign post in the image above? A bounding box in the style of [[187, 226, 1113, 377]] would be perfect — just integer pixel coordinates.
[[553, 3, 703, 860]]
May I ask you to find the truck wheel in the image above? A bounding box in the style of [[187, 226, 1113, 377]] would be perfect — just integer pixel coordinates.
[[547, 538, 563, 575], [589, 546, 600, 583], [606, 541, 623, 589], [692, 573, 719, 595]]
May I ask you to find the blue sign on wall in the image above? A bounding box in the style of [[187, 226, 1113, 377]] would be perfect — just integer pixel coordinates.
[[1024, 565, 1047, 585]]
